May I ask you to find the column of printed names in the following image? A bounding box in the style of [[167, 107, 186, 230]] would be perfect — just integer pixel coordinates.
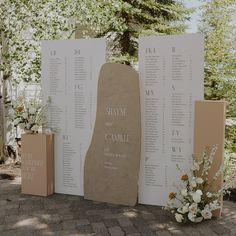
[[139, 34, 204, 205], [42, 39, 106, 195]]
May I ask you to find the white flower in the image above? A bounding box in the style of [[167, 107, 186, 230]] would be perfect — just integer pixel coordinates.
[[209, 200, 220, 210], [19, 123, 26, 129], [28, 116, 35, 124], [13, 118, 20, 125], [196, 177, 204, 184], [196, 190, 203, 195], [181, 189, 188, 197], [190, 180, 197, 188], [191, 161, 200, 171], [175, 213, 184, 223], [206, 192, 212, 198], [189, 203, 198, 214], [192, 194, 201, 203], [201, 209, 212, 220], [188, 212, 203, 223], [181, 204, 190, 214], [31, 125, 39, 132], [192, 190, 203, 203], [22, 113, 28, 119], [188, 212, 196, 222], [29, 107, 36, 114]]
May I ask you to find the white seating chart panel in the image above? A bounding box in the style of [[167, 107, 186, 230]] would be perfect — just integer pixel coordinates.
[[42, 39, 106, 195], [138, 34, 204, 206]]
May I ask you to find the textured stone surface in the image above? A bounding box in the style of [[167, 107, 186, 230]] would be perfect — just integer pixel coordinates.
[[0, 177, 236, 235]]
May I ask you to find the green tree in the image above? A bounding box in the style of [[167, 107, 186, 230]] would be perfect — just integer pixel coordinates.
[[77, 0, 191, 65], [199, 0, 236, 156], [0, 0, 78, 162], [199, 0, 236, 117]]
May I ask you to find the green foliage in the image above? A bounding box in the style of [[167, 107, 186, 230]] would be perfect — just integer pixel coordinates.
[[223, 150, 236, 189], [79, 0, 191, 65], [225, 123, 236, 153], [199, 0, 236, 117], [199, 0, 236, 157], [0, 0, 78, 84], [0, 0, 79, 161], [224, 151, 236, 178]]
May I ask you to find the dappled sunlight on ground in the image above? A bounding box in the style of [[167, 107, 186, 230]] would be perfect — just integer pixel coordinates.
[[0, 177, 235, 235]]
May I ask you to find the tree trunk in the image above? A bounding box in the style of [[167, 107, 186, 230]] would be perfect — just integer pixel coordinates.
[[0, 28, 17, 163], [0, 26, 5, 163], [0, 79, 4, 162]]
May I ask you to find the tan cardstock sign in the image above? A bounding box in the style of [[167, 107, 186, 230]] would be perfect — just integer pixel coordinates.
[[194, 101, 225, 217], [21, 133, 54, 196], [84, 63, 141, 206]]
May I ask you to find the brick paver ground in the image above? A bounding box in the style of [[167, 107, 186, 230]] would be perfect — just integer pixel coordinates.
[[0, 177, 236, 236]]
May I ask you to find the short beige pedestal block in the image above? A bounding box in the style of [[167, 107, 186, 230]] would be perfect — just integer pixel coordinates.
[[194, 101, 225, 217], [21, 133, 54, 196]]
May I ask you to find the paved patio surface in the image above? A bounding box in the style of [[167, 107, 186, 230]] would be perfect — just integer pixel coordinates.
[[0, 177, 236, 236]]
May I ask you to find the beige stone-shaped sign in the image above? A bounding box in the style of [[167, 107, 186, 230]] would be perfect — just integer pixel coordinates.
[[84, 63, 141, 206], [194, 101, 225, 217]]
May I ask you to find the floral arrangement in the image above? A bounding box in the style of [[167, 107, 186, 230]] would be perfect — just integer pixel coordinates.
[[165, 145, 226, 223], [11, 94, 50, 133]]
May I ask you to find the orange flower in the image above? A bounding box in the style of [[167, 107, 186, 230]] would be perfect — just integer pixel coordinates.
[[169, 192, 176, 199], [16, 106, 24, 113], [181, 174, 189, 181]]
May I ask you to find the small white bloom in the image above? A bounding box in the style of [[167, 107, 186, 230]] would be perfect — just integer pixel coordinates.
[[188, 212, 203, 223], [182, 204, 189, 214], [175, 213, 184, 223], [189, 203, 198, 214], [196, 190, 203, 195], [201, 209, 212, 220], [196, 177, 204, 184], [13, 118, 20, 125], [191, 161, 200, 171], [192, 190, 203, 203], [31, 125, 39, 132], [28, 116, 35, 124], [190, 180, 197, 188], [192, 194, 201, 203], [19, 123, 26, 129], [29, 107, 36, 114], [181, 189, 188, 197], [188, 212, 196, 222], [206, 192, 212, 198], [22, 113, 28, 119], [209, 200, 220, 210]]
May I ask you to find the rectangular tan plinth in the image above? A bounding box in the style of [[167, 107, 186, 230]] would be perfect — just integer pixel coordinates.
[[21, 133, 54, 196], [194, 101, 225, 217]]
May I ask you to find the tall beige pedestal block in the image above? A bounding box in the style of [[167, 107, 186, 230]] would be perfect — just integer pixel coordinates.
[[194, 101, 225, 217], [21, 133, 54, 196]]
